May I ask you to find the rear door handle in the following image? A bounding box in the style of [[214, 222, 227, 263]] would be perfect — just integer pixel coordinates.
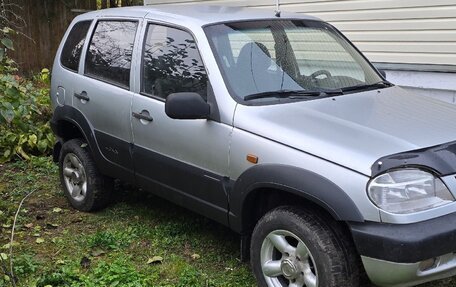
[[132, 111, 153, 122], [74, 91, 90, 102]]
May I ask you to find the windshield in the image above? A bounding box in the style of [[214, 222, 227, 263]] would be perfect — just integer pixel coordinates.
[[204, 20, 384, 102]]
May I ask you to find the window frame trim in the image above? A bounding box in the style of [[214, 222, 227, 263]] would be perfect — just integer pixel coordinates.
[[139, 20, 211, 102], [83, 18, 140, 91], [59, 20, 93, 74]]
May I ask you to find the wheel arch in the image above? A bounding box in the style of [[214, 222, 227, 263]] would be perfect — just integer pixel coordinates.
[[51, 106, 94, 162], [50, 105, 135, 183], [230, 164, 364, 235], [53, 118, 88, 143]]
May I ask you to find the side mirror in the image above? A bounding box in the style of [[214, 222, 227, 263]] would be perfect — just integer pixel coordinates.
[[165, 92, 210, 120], [378, 69, 387, 79]]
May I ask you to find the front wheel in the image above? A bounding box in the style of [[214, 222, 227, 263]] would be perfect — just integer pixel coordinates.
[[250, 206, 363, 287]]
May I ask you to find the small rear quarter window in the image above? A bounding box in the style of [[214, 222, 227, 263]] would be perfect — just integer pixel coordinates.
[[60, 20, 92, 72]]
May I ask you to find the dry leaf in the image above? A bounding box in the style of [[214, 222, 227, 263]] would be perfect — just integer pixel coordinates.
[[90, 249, 106, 257], [147, 256, 163, 264]]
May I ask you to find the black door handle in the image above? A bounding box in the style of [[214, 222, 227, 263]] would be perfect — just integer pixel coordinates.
[[74, 91, 90, 102], [132, 111, 153, 122]]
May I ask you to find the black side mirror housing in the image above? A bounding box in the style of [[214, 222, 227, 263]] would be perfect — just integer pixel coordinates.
[[165, 92, 210, 120], [378, 69, 387, 79]]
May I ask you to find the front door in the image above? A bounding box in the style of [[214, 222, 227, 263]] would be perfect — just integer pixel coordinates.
[[131, 23, 231, 224]]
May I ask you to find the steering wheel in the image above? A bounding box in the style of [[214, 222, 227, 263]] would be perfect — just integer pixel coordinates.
[[310, 70, 332, 80]]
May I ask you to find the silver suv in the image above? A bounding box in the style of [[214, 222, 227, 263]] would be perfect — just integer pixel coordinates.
[[50, 5, 456, 287]]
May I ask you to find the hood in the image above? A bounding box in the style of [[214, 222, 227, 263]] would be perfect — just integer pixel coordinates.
[[234, 86, 456, 176]]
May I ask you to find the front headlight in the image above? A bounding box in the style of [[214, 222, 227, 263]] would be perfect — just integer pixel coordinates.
[[368, 168, 454, 214]]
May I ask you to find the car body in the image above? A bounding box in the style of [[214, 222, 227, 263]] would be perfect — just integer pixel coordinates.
[[50, 5, 456, 287]]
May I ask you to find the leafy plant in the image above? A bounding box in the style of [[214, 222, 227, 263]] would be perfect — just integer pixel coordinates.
[[0, 27, 15, 72], [177, 266, 209, 287], [36, 265, 83, 287], [12, 254, 39, 277], [88, 228, 136, 250], [85, 258, 151, 287], [0, 25, 54, 162], [0, 67, 54, 162], [37, 258, 151, 287]]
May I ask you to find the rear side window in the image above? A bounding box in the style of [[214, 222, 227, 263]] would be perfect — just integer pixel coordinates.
[[60, 20, 92, 72], [85, 20, 138, 89], [142, 24, 208, 100]]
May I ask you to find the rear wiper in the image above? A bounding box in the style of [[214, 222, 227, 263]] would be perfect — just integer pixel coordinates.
[[244, 89, 343, 101], [341, 81, 393, 93]]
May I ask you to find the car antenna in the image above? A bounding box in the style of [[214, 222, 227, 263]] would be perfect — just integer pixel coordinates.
[[275, 0, 281, 17]]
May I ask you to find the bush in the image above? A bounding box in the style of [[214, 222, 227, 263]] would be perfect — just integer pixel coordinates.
[[0, 28, 54, 162]]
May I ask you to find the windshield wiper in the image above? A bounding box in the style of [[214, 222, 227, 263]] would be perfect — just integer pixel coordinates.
[[341, 81, 393, 93], [244, 89, 343, 101]]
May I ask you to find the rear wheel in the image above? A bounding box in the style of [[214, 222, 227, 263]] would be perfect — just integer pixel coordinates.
[[59, 139, 113, 211], [251, 206, 363, 287]]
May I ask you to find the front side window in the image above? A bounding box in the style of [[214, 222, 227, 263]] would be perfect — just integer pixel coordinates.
[[142, 24, 208, 100], [60, 20, 92, 72], [205, 20, 384, 103], [85, 20, 138, 88]]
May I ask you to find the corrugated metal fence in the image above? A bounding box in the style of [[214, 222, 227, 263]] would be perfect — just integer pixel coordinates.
[[5, 0, 96, 74]]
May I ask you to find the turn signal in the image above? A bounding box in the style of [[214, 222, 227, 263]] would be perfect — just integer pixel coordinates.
[[246, 154, 258, 164]]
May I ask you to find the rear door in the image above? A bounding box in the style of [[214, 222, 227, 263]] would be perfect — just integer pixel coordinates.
[[53, 20, 92, 108], [73, 19, 140, 181], [131, 23, 232, 224]]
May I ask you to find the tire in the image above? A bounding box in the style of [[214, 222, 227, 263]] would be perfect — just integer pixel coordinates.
[[58, 138, 113, 212], [250, 206, 364, 287]]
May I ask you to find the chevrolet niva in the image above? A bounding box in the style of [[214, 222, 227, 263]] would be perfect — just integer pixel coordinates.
[[50, 5, 456, 287]]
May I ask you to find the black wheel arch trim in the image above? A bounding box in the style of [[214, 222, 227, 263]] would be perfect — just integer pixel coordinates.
[[51, 105, 135, 183], [51, 106, 93, 148], [52, 141, 62, 163], [229, 164, 365, 233]]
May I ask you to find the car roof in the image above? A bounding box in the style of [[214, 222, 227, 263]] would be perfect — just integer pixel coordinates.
[[85, 5, 321, 26]]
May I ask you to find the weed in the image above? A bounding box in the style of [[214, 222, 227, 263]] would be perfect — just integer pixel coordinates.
[[37, 257, 151, 287], [87, 228, 136, 250], [36, 265, 82, 287], [177, 266, 210, 287], [86, 257, 151, 287], [13, 253, 38, 277]]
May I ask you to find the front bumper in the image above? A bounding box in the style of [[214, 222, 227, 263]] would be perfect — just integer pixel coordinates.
[[349, 212, 456, 286], [361, 254, 456, 287]]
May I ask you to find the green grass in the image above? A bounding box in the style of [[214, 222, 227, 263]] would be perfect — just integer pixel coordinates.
[[0, 157, 454, 287]]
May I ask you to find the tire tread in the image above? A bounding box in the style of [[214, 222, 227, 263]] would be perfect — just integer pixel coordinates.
[[251, 206, 369, 287]]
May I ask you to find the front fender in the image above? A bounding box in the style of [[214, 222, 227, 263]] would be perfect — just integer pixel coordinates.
[[229, 164, 364, 233]]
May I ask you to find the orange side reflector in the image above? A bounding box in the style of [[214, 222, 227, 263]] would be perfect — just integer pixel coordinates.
[[246, 154, 259, 164]]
